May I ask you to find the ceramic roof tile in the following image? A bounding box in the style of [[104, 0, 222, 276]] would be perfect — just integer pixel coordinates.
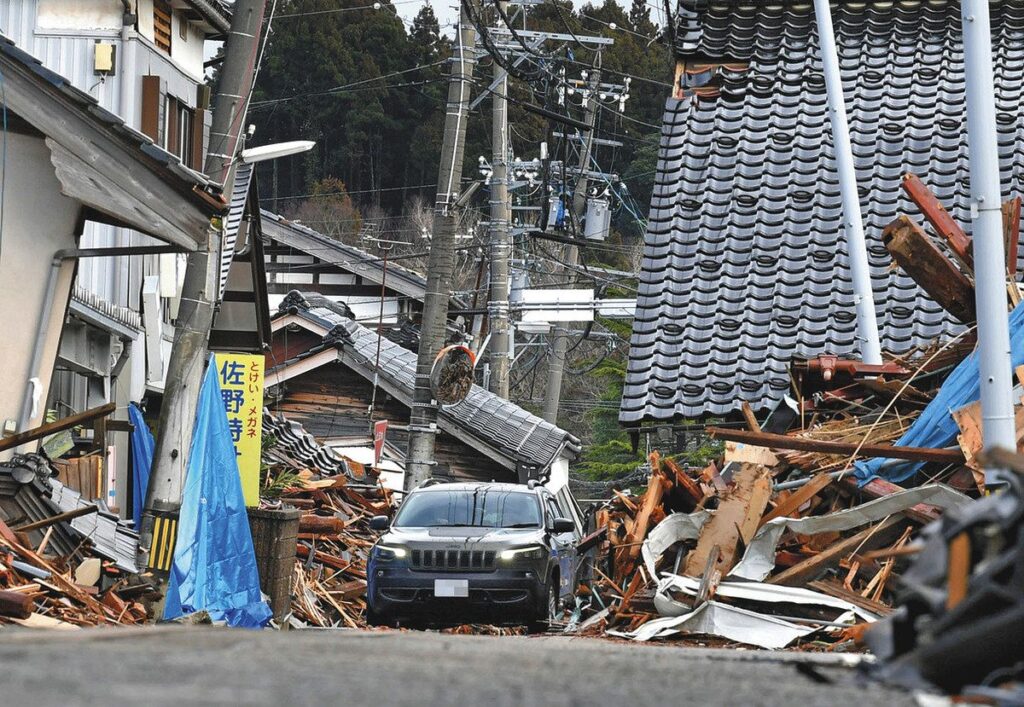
[[623, 0, 1024, 422]]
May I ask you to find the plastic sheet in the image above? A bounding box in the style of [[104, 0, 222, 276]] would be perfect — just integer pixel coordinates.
[[855, 301, 1024, 484], [163, 357, 272, 629], [128, 403, 153, 530]]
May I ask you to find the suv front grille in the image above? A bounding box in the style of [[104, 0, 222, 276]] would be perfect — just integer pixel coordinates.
[[410, 549, 496, 572]]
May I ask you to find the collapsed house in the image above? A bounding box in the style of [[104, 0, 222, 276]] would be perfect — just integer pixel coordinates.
[[571, 2, 1024, 685], [621, 0, 1024, 429], [267, 291, 582, 485]]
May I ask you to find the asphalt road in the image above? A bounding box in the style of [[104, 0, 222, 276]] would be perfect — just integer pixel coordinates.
[[0, 627, 923, 706]]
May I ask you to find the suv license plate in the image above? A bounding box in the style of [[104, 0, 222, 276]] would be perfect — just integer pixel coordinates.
[[434, 579, 469, 598]]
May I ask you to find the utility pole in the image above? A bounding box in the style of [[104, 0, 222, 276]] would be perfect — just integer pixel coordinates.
[[542, 65, 601, 425], [405, 2, 478, 490], [962, 0, 1016, 487], [487, 0, 512, 399], [813, 0, 882, 364], [139, 0, 267, 570]]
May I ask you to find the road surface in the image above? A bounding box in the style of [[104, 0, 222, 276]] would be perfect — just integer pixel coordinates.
[[0, 626, 920, 706]]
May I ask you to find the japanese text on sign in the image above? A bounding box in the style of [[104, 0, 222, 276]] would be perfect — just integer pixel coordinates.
[[217, 353, 264, 507]]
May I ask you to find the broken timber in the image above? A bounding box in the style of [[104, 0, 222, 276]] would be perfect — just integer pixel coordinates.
[[706, 426, 966, 464], [882, 214, 976, 324], [683, 463, 772, 577]]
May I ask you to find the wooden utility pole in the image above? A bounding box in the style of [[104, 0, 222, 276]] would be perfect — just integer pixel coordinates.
[[487, 0, 512, 399], [139, 0, 267, 571], [405, 2, 478, 490], [542, 64, 601, 425]]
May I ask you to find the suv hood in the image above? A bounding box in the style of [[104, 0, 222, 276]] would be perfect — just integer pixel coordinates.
[[380, 526, 546, 549]]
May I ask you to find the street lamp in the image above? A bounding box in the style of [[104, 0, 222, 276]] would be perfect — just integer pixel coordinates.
[[240, 140, 315, 164]]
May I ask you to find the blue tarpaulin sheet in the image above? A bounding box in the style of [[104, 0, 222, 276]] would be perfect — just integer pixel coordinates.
[[163, 356, 271, 629], [854, 301, 1024, 485], [128, 403, 153, 530]]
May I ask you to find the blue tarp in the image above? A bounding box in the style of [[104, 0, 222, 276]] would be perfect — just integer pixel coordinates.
[[854, 301, 1024, 485], [128, 403, 153, 530], [163, 356, 271, 629]]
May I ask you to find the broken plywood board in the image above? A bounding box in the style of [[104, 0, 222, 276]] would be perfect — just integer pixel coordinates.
[[724, 440, 779, 467], [952, 401, 1024, 492], [683, 464, 772, 578]]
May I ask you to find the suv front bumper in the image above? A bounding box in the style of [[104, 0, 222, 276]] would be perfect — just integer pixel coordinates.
[[368, 565, 547, 623]]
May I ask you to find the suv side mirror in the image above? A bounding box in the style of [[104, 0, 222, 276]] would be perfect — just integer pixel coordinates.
[[369, 515, 390, 531], [549, 517, 574, 534]]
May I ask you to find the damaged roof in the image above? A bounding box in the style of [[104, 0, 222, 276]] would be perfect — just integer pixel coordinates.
[[261, 211, 431, 303], [622, 0, 1024, 423], [273, 291, 582, 476]]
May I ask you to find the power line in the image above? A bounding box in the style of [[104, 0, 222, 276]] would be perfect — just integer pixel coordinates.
[[274, 0, 424, 19], [250, 61, 447, 106]]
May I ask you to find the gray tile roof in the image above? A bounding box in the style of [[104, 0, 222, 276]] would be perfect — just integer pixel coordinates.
[[275, 292, 581, 475], [622, 0, 1024, 423], [0, 454, 139, 572]]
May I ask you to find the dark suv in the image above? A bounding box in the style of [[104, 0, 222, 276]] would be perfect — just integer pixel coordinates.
[[366, 481, 580, 627]]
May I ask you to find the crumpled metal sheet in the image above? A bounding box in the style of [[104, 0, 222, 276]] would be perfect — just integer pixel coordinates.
[[641, 509, 710, 578], [639, 484, 971, 583], [731, 483, 972, 581], [625, 484, 971, 648], [652, 574, 877, 623], [615, 601, 818, 648]]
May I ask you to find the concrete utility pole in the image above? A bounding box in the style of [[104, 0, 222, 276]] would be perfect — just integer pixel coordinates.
[[962, 0, 1016, 487], [812, 0, 882, 365], [487, 0, 512, 399], [542, 65, 601, 425], [405, 2, 478, 490], [139, 0, 267, 569]]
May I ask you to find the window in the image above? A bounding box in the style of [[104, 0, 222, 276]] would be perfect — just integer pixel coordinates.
[[163, 95, 199, 168], [393, 490, 542, 529], [153, 0, 172, 53]]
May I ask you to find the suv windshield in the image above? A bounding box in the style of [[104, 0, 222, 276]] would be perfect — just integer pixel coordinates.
[[394, 489, 542, 529]]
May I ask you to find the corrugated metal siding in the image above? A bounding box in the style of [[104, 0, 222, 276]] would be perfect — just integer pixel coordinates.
[[0, 0, 38, 51]]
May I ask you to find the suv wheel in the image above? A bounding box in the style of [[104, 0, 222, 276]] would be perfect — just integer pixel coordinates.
[[530, 574, 559, 633]]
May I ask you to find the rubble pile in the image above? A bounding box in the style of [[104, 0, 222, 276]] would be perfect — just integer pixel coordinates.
[[0, 519, 149, 628], [572, 174, 1021, 656], [0, 454, 150, 629], [271, 471, 394, 628]]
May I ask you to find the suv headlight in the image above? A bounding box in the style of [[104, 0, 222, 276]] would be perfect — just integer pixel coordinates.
[[376, 544, 408, 561], [499, 545, 545, 562]]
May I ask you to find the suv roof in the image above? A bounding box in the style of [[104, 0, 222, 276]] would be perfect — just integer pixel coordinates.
[[412, 481, 545, 495]]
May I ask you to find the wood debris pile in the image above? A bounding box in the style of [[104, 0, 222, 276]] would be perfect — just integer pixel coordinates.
[[577, 178, 1020, 648], [0, 517, 149, 629], [268, 469, 394, 628]]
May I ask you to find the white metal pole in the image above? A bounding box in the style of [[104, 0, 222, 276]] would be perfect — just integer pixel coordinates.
[[813, 0, 882, 364], [962, 0, 1017, 487]]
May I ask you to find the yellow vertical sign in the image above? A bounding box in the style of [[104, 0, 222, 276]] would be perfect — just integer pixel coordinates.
[[216, 353, 264, 507]]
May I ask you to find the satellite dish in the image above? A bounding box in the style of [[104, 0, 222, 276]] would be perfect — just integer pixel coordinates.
[[430, 345, 476, 405]]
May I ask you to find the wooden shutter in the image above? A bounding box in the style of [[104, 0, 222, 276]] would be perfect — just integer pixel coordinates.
[[191, 107, 205, 170], [153, 0, 172, 52], [140, 75, 161, 143]]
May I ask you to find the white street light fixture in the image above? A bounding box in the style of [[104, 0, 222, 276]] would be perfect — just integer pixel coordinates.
[[240, 140, 316, 164]]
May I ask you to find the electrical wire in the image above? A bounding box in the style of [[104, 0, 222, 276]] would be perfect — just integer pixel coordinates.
[[275, 0, 424, 19]]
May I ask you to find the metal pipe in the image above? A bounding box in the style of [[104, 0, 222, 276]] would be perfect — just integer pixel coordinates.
[[812, 0, 882, 365], [17, 246, 95, 431], [962, 0, 1017, 487]]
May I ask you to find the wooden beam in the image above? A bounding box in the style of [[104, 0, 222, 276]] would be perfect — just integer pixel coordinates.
[[0, 403, 115, 453], [1005, 197, 1022, 306], [768, 515, 904, 586], [741, 401, 761, 433], [946, 531, 971, 610], [707, 426, 966, 464], [841, 476, 944, 525], [683, 463, 772, 577], [902, 173, 973, 271], [12, 505, 98, 533], [760, 472, 833, 526], [882, 214, 976, 324]]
